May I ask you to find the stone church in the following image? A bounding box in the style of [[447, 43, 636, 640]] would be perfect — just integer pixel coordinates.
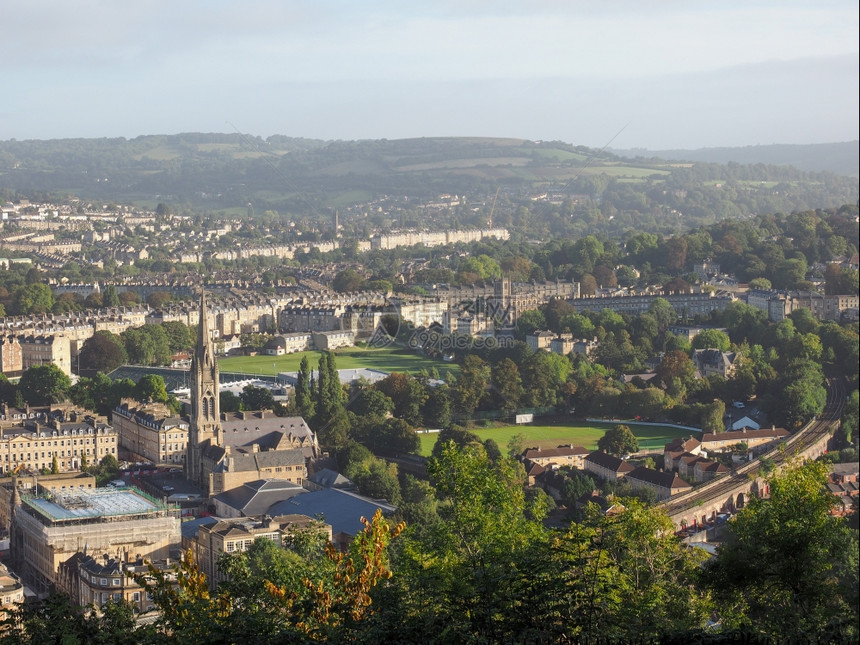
[[185, 292, 319, 497]]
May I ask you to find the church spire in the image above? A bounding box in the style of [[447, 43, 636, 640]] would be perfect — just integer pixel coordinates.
[[186, 289, 221, 489]]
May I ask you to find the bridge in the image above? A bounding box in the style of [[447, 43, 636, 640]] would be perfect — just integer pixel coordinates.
[[658, 374, 847, 529]]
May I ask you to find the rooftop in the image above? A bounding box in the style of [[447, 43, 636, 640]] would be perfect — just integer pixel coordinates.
[[23, 486, 168, 524]]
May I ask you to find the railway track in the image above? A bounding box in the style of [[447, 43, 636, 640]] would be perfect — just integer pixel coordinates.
[[659, 374, 846, 519]]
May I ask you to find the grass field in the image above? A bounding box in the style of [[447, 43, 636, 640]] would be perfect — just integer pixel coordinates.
[[417, 421, 695, 457], [218, 345, 458, 377]]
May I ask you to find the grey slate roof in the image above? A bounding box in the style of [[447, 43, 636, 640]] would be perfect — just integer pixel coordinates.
[[267, 488, 396, 538], [627, 466, 692, 490], [214, 479, 306, 516]]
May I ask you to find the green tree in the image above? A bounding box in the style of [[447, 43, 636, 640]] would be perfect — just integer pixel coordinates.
[[691, 328, 731, 351], [145, 291, 172, 309], [161, 320, 193, 353], [294, 355, 315, 421], [103, 284, 121, 307], [453, 354, 490, 416], [397, 441, 547, 641], [707, 460, 856, 640], [700, 399, 726, 433], [78, 330, 127, 373], [13, 283, 54, 315], [514, 309, 546, 339], [135, 374, 169, 403], [352, 388, 394, 419], [597, 424, 639, 456], [491, 358, 523, 412], [240, 384, 275, 411], [332, 268, 364, 292], [18, 364, 71, 405], [219, 390, 242, 412], [50, 454, 59, 474]]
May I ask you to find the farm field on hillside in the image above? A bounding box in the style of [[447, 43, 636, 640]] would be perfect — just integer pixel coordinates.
[[218, 346, 458, 377], [417, 421, 695, 457]]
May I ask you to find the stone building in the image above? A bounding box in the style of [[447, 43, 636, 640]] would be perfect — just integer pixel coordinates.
[[112, 398, 189, 465], [9, 484, 179, 590]]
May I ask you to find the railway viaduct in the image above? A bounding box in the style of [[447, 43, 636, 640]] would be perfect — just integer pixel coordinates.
[[658, 375, 846, 530]]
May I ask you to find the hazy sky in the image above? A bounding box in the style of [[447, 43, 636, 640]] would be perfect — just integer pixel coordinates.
[[1, 1, 857, 149]]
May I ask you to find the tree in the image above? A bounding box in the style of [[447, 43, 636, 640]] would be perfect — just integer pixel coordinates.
[[399, 441, 547, 641], [707, 460, 857, 640], [122, 325, 171, 366], [145, 291, 172, 309], [350, 388, 394, 419], [13, 283, 54, 315], [103, 284, 121, 307], [700, 399, 726, 433], [294, 355, 315, 421], [597, 424, 639, 456], [332, 268, 364, 292], [514, 309, 546, 339], [161, 320, 193, 353], [50, 454, 59, 474], [240, 384, 275, 411], [375, 372, 426, 426], [77, 330, 127, 373], [0, 592, 152, 644], [135, 374, 169, 403], [18, 364, 71, 406], [647, 297, 677, 330], [656, 349, 697, 389], [691, 328, 731, 352], [453, 354, 490, 416], [220, 390, 242, 413], [491, 358, 523, 412]]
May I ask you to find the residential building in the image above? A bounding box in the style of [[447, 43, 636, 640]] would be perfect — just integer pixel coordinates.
[[58, 554, 176, 614], [187, 514, 330, 590], [626, 467, 693, 500], [583, 452, 635, 481], [526, 331, 555, 351], [112, 399, 189, 465], [700, 427, 789, 453], [692, 349, 739, 379], [521, 445, 590, 470], [0, 413, 117, 474], [0, 562, 24, 620], [663, 437, 702, 471]]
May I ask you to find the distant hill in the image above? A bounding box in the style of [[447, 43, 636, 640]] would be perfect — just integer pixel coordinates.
[[0, 135, 856, 237], [611, 141, 859, 176]]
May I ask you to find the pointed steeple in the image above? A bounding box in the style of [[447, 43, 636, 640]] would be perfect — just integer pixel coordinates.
[[186, 289, 221, 490]]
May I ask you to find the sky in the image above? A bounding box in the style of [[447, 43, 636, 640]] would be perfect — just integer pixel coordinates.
[[1, 1, 857, 149]]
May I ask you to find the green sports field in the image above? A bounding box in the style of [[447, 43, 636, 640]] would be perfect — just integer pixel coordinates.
[[417, 421, 696, 457], [217, 346, 458, 377]]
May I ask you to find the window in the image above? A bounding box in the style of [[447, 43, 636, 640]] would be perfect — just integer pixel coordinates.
[[226, 541, 234, 553], [133, 592, 140, 602], [101, 578, 107, 586], [113, 578, 121, 586]]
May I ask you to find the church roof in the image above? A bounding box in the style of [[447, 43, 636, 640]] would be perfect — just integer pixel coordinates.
[[212, 447, 306, 473]]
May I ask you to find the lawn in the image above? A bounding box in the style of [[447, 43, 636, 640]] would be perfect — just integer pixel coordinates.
[[218, 346, 458, 377], [417, 421, 696, 457]]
